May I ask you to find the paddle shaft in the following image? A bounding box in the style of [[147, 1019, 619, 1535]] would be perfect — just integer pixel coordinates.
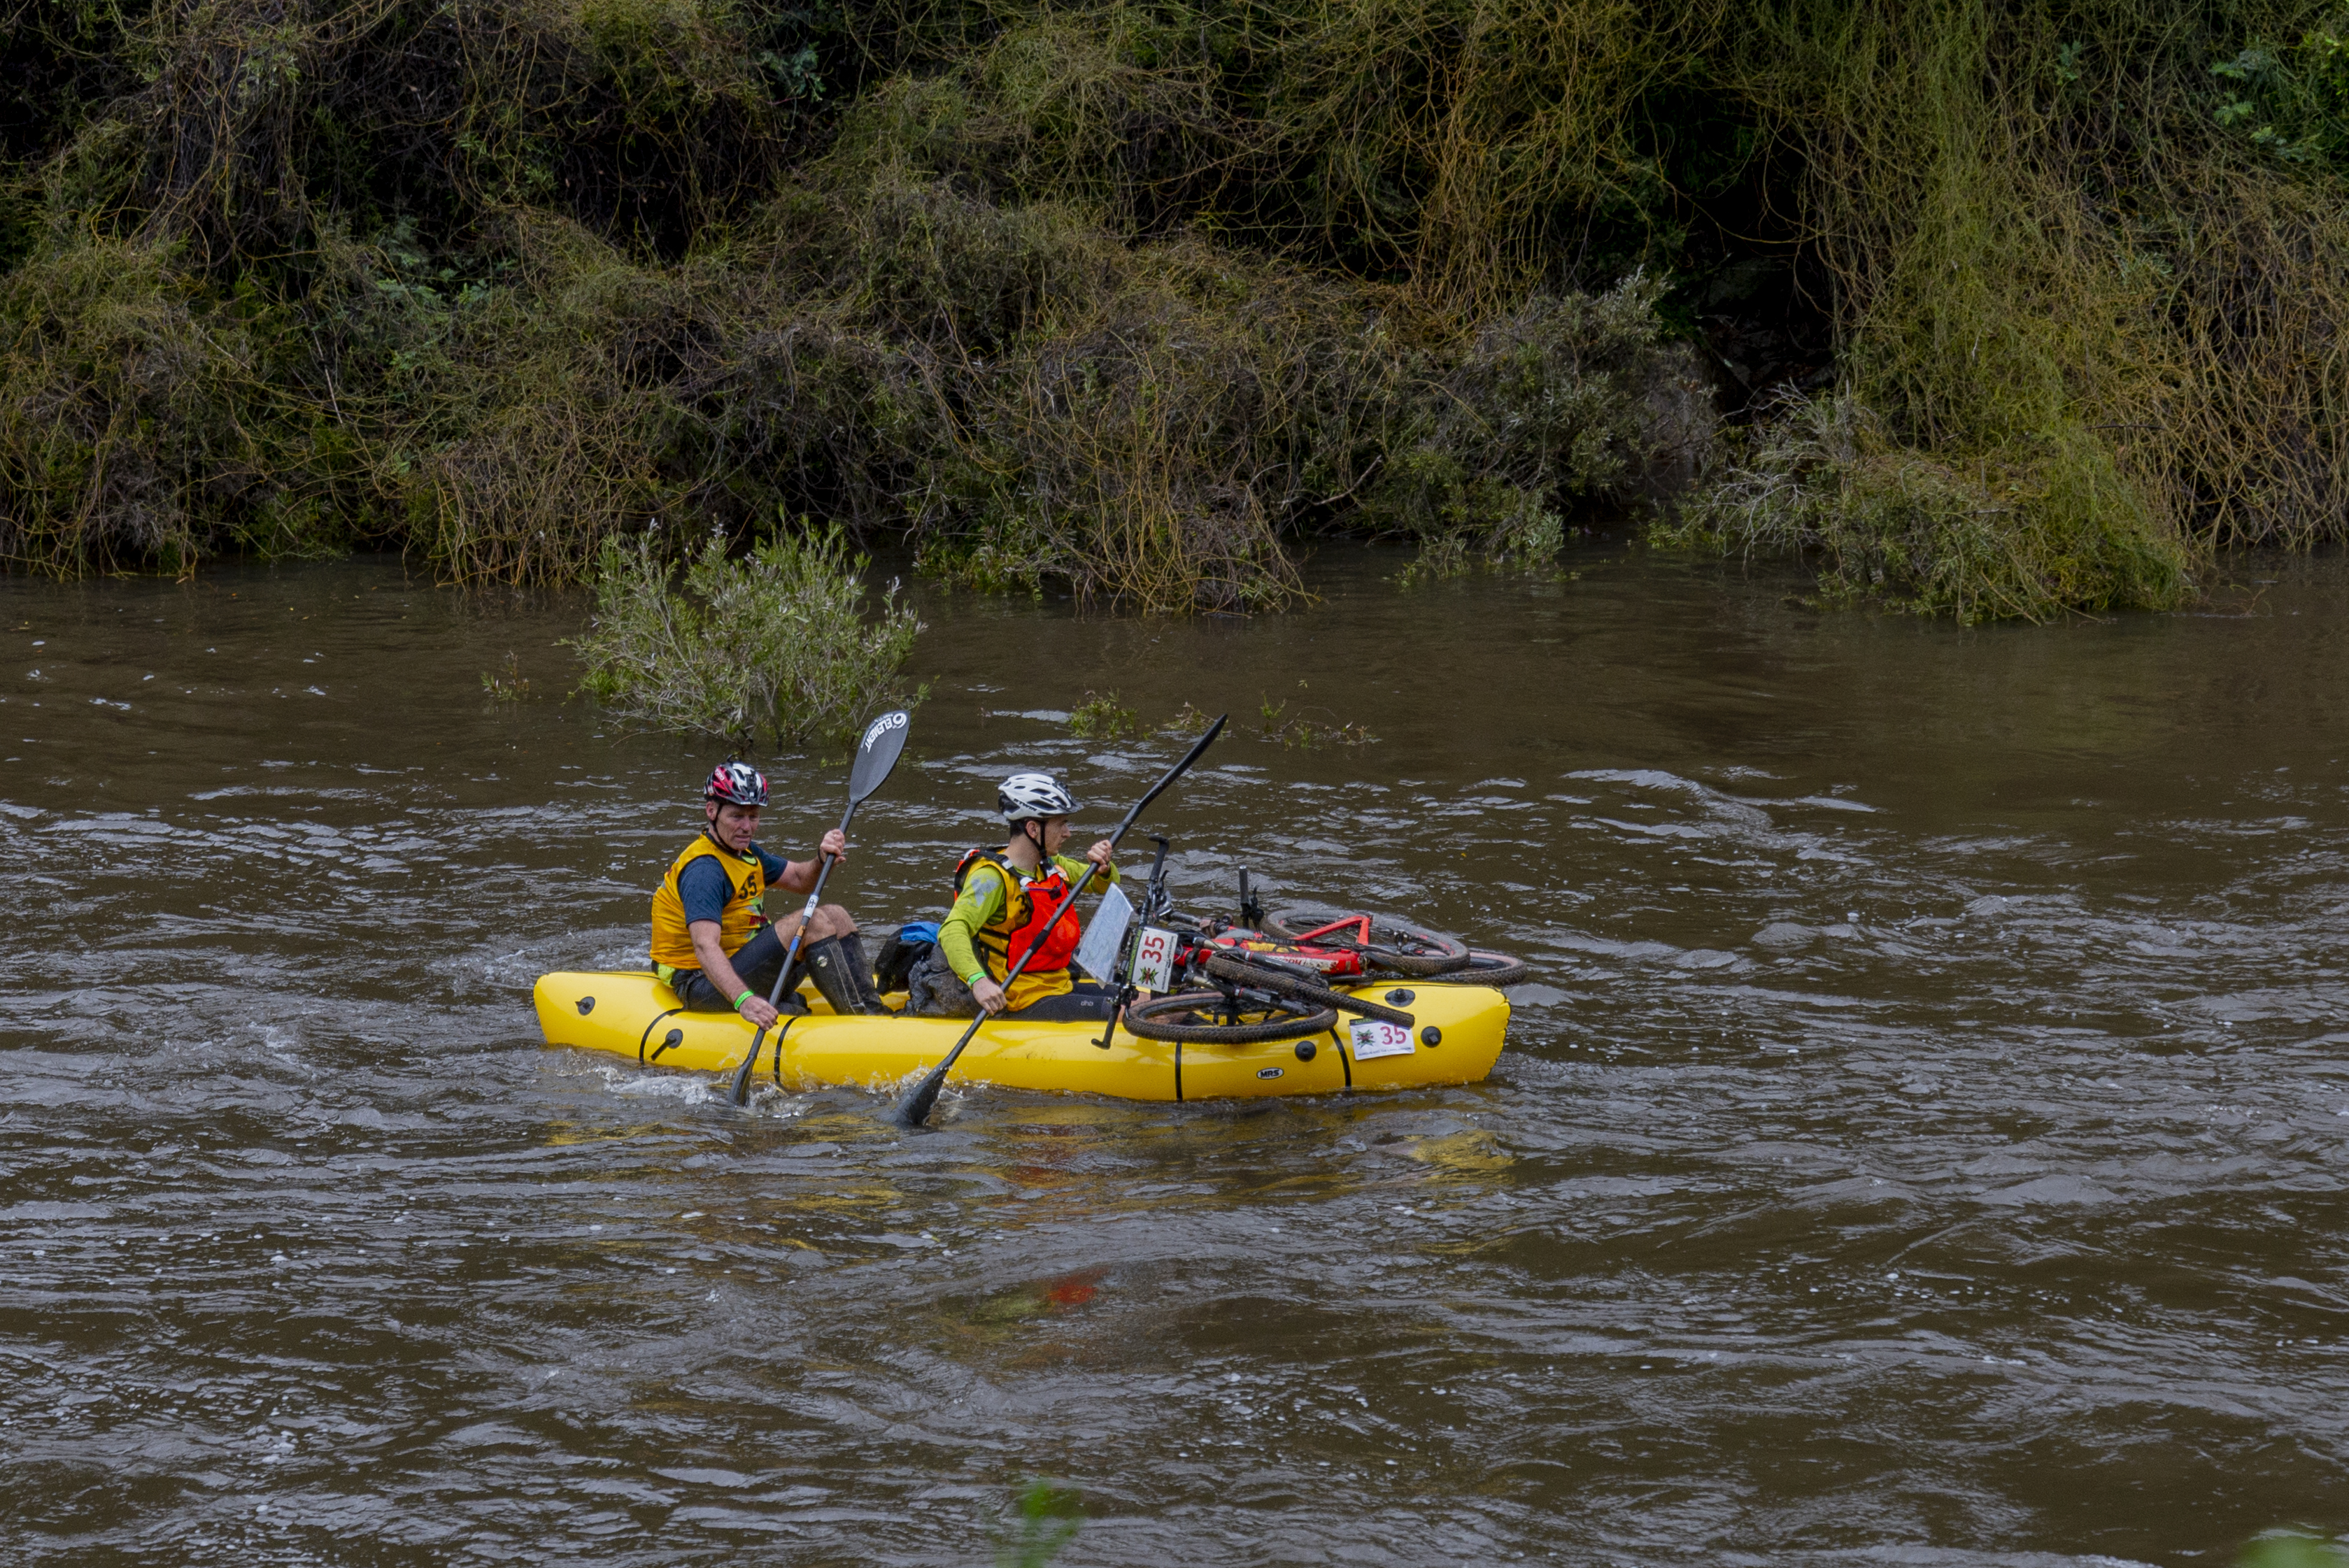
[[895, 714, 1227, 1127], [893, 851, 1109, 1125], [727, 796, 859, 1106]]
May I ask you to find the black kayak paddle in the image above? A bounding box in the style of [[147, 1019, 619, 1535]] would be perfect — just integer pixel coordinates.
[[728, 709, 912, 1107], [893, 713, 1227, 1129]]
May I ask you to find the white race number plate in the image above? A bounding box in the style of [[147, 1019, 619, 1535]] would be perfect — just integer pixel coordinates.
[[1348, 1019, 1414, 1060], [1130, 926, 1179, 992]]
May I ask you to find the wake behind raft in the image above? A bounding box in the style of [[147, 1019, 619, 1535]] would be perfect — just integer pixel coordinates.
[[532, 968, 1507, 1104]]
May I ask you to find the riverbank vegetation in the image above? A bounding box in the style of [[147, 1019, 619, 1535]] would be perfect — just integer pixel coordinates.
[[6, 1, 2349, 619]]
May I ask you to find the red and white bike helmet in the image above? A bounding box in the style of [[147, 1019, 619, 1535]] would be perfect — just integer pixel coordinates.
[[704, 762, 769, 806]]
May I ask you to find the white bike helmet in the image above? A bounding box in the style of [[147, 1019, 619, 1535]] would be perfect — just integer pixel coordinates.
[[998, 772, 1079, 825]]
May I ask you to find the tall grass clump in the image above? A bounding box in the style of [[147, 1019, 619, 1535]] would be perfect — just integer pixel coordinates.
[[572, 520, 923, 747]]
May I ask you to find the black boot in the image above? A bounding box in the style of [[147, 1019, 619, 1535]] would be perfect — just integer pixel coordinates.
[[802, 936, 874, 1015], [843, 931, 895, 1013]]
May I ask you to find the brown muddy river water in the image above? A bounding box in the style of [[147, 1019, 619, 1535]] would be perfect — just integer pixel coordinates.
[[3, 546, 2346, 1566]]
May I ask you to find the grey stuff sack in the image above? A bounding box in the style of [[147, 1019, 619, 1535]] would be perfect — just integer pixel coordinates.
[[905, 943, 980, 1018]]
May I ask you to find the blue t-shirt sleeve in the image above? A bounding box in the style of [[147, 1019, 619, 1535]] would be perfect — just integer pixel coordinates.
[[676, 857, 737, 927], [754, 846, 792, 885]]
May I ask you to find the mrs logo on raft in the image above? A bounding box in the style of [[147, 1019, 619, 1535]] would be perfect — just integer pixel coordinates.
[[1256, 1067, 1283, 1079]]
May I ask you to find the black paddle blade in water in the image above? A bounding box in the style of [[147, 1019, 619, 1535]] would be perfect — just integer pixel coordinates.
[[893, 713, 1228, 1129], [725, 708, 914, 1107]]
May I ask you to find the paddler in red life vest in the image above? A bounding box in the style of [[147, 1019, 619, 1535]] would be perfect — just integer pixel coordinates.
[[937, 773, 1122, 1021], [648, 762, 886, 1025]]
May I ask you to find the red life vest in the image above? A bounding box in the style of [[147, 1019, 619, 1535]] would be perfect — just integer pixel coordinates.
[[954, 848, 1083, 980]]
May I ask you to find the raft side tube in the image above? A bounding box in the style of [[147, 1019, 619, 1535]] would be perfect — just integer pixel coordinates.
[[532, 971, 1506, 1102]]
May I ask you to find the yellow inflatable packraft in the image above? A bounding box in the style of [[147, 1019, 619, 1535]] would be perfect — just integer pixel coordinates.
[[533, 971, 1508, 1103]]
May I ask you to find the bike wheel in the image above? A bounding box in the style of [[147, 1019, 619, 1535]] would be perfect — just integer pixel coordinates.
[[1121, 990, 1337, 1044], [1265, 906, 1471, 976], [1448, 950, 1533, 987], [1200, 951, 1415, 1027]]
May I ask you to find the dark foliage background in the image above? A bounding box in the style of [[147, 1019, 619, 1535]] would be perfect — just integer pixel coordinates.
[[6, 0, 2348, 615]]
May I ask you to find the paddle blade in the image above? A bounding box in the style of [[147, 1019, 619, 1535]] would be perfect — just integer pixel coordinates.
[[729, 1025, 767, 1106], [850, 710, 912, 801], [894, 1064, 947, 1127]]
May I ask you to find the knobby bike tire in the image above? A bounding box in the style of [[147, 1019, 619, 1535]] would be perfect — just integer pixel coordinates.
[[1265, 906, 1472, 976], [1200, 952, 1416, 1027], [1450, 950, 1533, 987], [1121, 991, 1338, 1045]]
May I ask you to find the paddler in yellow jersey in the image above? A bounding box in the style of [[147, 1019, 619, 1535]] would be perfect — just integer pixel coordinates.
[[938, 773, 1121, 1021], [648, 762, 884, 1026]]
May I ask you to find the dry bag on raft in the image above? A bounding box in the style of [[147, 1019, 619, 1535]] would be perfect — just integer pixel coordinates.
[[874, 920, 979, 1018]]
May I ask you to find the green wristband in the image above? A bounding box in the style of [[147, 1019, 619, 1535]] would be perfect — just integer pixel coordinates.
[[732, 989, 755, 1012], [966, 971, 988, 988]]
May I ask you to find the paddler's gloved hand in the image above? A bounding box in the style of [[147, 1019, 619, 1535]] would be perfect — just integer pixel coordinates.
[[972, 977, 1009, 1014]]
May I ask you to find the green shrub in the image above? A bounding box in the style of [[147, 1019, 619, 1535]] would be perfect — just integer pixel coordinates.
[[734, 140, 1347, 611], [995, 1478, 1080, 1568], [1258, 693, 1378, 748], [2208, 22, 2349, 167], [1660, 393, 2194, 623], [38, 0, 797, 263], [481, 652, 531, 701], [1369, 273, 1708, 580], [379, 211, 695, 585], [0, 236, 330, 573], [572, 520, 923, 748], [1067, 690, 1138, 739], [2239, 1531, 2349, 1568]]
